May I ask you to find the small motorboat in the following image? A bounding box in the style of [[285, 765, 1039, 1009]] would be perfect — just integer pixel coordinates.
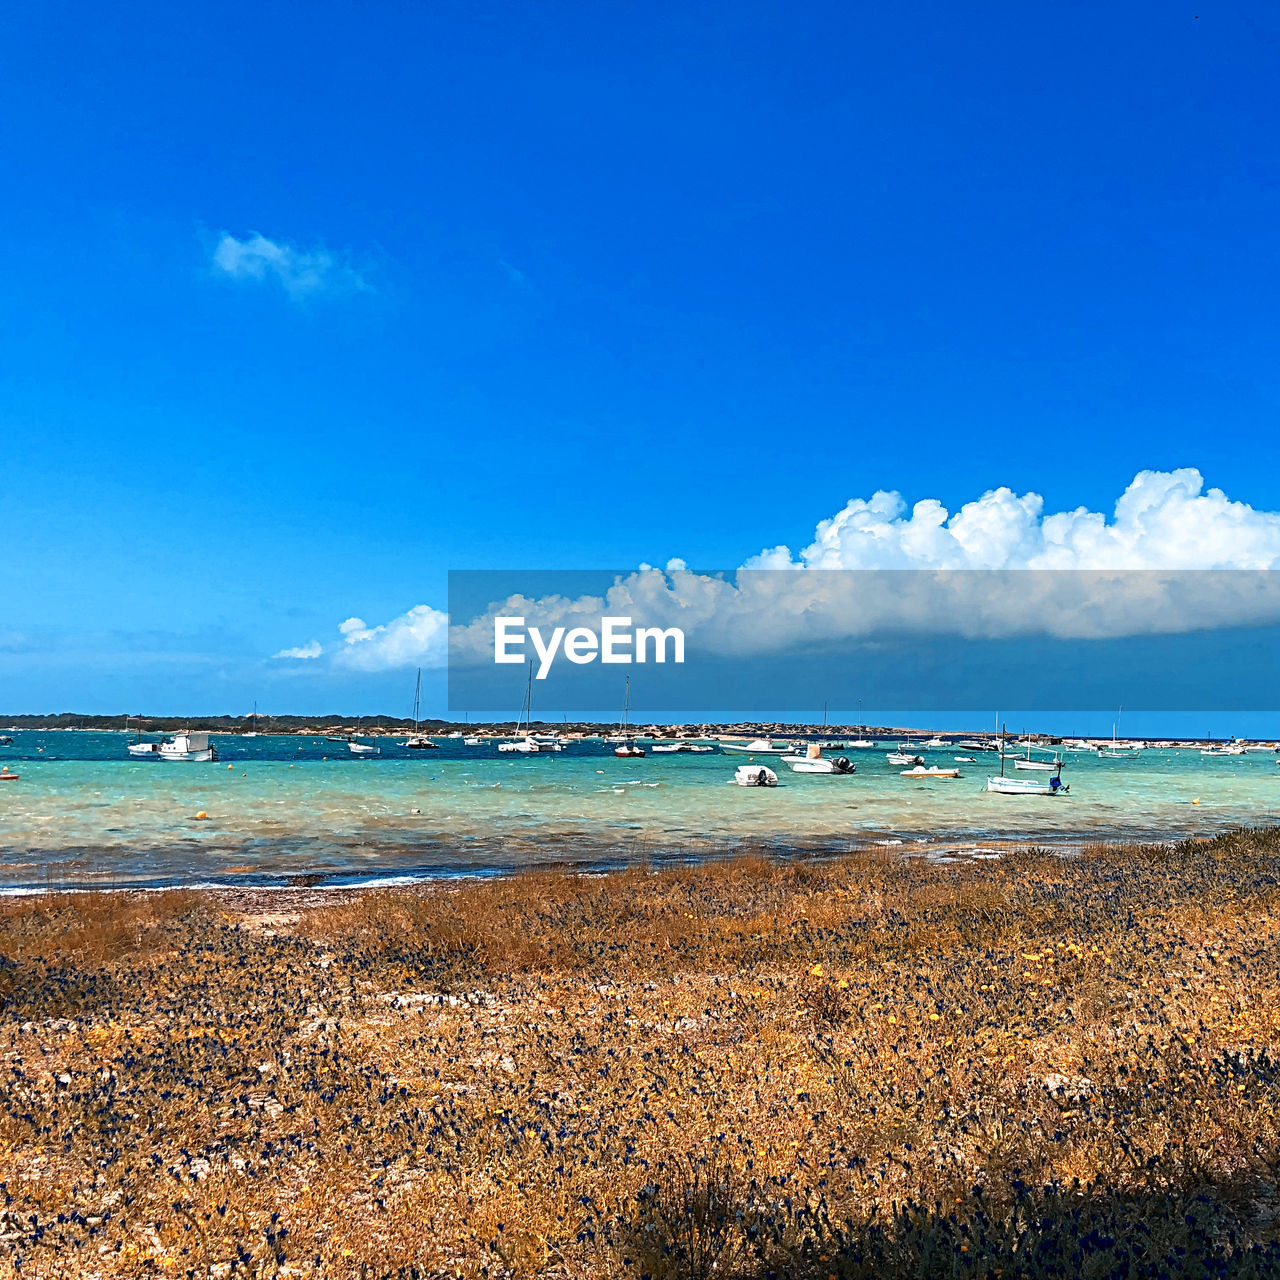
[[651, 743, 714, 753], [614, 742, 646, 758], [403, 735, 439, 750], [0, 735, 12, 747], [127, 741, 162, 757], [784, 754, 856, 775], [0, 769, 18, 781], [886, 751, 925, 766], [463, 736, 481, 746], [348, 740, 380, 756], [901, 765, 962, 779], [925, 737, 947, 748], [954, 755, 976, 763], [498, 737, 539, 753], [734, 765, 778, 787], [158, 733, 217, 762], [720, 738, 794, 755], [781, 743, 855, 774]]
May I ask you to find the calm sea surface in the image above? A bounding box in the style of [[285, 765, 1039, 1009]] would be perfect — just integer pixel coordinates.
[[0, 732, 1277, 890]]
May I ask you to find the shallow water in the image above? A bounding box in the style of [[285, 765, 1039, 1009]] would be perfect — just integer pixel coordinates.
[[0, 732, 1277, 889]]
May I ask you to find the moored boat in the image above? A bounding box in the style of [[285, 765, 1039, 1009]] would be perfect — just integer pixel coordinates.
[[901, 765, 961, 778], [734, 764, 778, 787], [159, 733, 217, 762]]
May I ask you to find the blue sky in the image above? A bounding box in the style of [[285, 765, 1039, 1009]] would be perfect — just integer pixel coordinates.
[[3, 1, 1280, 718]]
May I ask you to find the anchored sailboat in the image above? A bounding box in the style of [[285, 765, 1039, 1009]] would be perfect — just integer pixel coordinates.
[[614, 677, 645, 757], [404, 669, 439, 750]]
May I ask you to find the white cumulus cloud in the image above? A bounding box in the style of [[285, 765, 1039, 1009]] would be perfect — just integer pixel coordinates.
[[211, 232, 368, 298], [276, 470, 1280, 672]]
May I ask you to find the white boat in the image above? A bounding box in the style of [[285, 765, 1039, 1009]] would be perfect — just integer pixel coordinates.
[[886, 750, 924, 766], [986, 728, 1067, 793], [127, 741, 161, 757], [953, 755, 976, 763], [613, 677, 645, 757], [498, 663, 541, 753], [651, 743, 714, 753], [348, 740, 379, 755], [901, 765, 961, 778], [243, 702, 263, 738], [530, 733, 565, 752], [719, 738, 793, 755], [463, 736, 481, 746], [924, 737, 947, 748], [781, 745, 855, 774], [404, 670, 439, 750], [987, 773, 1068, 794], [1098, 719, 1140, 759], [847, 738, 877, 749], [159, 732, 217, 762], [734, 764, 778, 787]]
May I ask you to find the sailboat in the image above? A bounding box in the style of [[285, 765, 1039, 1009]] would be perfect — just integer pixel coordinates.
[[348, 716, 380, 756], [498, 664, 540, 752], [125, 714, 162, 757], [847, 700, 876, 749], [243, 702, 261, 738], [818, 700, 848, 750], [404, 669, 439, 750], [614, 677, 645, 757], [1098, 716, 1140, 759], [1014, 735, 1062, 771], [988, 726, 1068, 794]]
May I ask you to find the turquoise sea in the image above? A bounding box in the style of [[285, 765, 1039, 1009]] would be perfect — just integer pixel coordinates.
[[0, 731, 1278, 891]]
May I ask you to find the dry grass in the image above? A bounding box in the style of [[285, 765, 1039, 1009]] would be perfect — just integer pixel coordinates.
[[3, 832, 1280, 1276]]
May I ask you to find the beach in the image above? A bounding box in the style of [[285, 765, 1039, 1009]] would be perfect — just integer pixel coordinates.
[[2, 829, 1280, 1276]]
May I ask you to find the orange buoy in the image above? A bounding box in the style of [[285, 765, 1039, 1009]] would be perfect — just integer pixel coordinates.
[[195, 810, 208, 820]]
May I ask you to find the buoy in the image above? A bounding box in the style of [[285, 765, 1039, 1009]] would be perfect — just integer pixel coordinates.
[[195, 811, 208, 820], [228, 764, 233, 770], [1193, 798, 1201, 805], [289, 764, 295, 768]]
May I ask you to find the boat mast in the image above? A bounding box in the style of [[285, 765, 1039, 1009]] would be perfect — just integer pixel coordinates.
[[412, 668, 422, 733]]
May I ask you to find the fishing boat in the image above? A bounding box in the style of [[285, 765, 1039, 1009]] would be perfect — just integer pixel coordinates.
[[158, 732, 217, 762], [404, 670, 439, 750], [901, 765, 961, 778], [498, 664, 541, 752], [719, 738, 794, 755], [781, 744, 855, 774], [614, 677, 646, 757], [734, 764, 778, 787]]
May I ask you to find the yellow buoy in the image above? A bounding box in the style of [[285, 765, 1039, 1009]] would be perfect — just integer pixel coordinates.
[[195, 811, 208, 820], [228, 764, 234, 770], [1193, 798, 1201, 805]]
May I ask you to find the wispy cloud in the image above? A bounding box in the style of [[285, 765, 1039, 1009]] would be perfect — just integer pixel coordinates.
[[272, 640, 323, 660], [211, 232, 369, 299]]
